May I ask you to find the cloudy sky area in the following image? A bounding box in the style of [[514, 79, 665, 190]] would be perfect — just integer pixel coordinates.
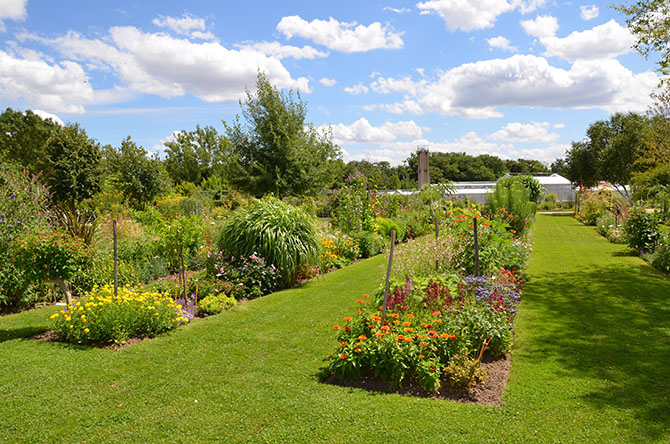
[[0, 0, 660, 165]]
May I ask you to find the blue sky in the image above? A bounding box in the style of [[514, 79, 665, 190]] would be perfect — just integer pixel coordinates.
[[0, 0, 660, 165]]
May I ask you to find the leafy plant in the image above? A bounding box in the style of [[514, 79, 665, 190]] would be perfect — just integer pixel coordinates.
[[206, 250, 281, 299], [651, 233, 670, 273], [49, 285, 189, 345], [216, 196, 320, 286], [624, 207, 660, 253], [354, 231, 385, 258], [199, 293, 237, 315], [486, 180, 536, 237], [443, 352, 488, 389]]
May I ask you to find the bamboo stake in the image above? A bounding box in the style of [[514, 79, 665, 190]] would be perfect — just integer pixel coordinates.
[[380, 230, 396, 326]]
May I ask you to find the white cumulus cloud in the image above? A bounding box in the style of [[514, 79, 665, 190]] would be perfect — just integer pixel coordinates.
[[277, 15, 404, 53], [237, 41, 329, 60], [580, 5, 599, 21], [30, 109, 64, 125], [320, 77, 337, 86], [417, 0, 544, 32], [520, 15, 559, 38], [0, 0, 27, 32], [321, 118, 423, 145], [489, 121, 560, 142], [541, 19, 635, 61], [344, 83, 369, 95], [487, 36, 518, 52]]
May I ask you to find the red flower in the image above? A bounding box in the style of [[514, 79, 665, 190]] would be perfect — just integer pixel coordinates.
[[333, 325, 340, 330], [339, 354, 347, 359], [343, 317, 352, 322], [358, 334, 367, 341]]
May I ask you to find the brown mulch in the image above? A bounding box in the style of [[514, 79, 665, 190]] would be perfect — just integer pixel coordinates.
[[323, 353, 512, 406]]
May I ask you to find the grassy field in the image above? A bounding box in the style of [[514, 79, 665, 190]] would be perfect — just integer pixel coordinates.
[[1, 214, 669, 443]]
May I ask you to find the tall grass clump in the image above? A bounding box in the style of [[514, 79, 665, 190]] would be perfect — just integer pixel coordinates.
[[216, 196, 320, 286]]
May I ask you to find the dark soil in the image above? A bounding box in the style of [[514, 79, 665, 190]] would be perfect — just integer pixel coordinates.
[[323, 353, 512, 406], [30, 330, 151, 350]]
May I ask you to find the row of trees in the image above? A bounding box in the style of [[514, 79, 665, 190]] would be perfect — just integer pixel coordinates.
[[2, 72, 557, 213]]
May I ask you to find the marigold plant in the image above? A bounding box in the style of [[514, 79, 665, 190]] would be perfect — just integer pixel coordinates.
[[50, 285, 189, 345]]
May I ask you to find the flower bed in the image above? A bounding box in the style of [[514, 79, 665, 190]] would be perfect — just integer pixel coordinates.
[[50, 285, 190, 345], [322, 269, 522, 393]]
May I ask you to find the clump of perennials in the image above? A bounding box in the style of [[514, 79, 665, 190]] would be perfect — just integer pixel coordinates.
[[323, 270, 522, 392], [50, 285, 190, 345]]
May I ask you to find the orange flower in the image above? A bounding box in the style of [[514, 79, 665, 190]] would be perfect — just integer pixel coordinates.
[[432, 311, 441, 316], [405, 337, 414, 343], [404, 328, 413, 332], [378, 306, 384, 310], [393, 320, 400, 324], [440, 333, 449, 339], [434, 319, 442, 324], [362, 294, 369, 298], [376, 332, 384, 338], [432, 347, 438, 352], [339, 354, 347, 359], [355, 310, 362, 314], [510, 229, 516, 234], [419, 355, 425, 359], [429, 365, 436, 371], [354, 347, 362, 354], [343, 316, 352, 322], [407, 314, 414, 319], [397, 335, 405, 341], [358, 334, 367, 341], [326, 355, 333, 361], [357, 299, 363, 303], [428, 330, 437, 337], [364, 301, 370, 305], [420, 343, 427, 347], [344, 326, 351, 332], [339, 341, 346, 347], [402, 321, 411, 327], [381, 325, 390, 332], [450, 334, 457, 340], [508, 214, 514, 218], [333, 325, 340, 330]]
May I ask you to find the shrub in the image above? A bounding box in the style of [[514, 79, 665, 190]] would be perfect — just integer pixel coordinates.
[[49, 285, 189, 345], [0, 167, 52, 309], [199, 293, 237, 315], [354, 230, 385, 258], [332, 172, 377, 233], [443, 353, 488, 388], [624, 207, 660, 253], [375, 217, 404, 240], [578, 189, 620, 226], [218, 197, 321, 288], [652, 234, 670, 273], [206, 250, 281, 299], [319, 235, 360, 270]]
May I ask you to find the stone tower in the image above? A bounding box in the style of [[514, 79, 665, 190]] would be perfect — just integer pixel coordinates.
[[417, 146, 430, 188]]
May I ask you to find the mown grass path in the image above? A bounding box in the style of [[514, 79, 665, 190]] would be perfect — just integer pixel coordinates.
[[0, 214, 668, 443]]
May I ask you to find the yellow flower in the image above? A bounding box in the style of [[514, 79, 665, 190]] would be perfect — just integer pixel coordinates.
[[49, 313, 59, 319], [69, 325, 73, 329], [84, 328, 89, 333], [65, 315, 71, 322]]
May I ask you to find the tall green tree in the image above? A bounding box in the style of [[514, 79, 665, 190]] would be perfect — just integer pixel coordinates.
[[42, 123, 102, 205], [104, 137, 169, 209], [0, 108, 59, 172], [223, 72, 341, 197], [163, 125, 226, 186]]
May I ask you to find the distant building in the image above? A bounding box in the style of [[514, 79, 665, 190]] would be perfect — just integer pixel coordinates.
[[380, 173, 575, 204]]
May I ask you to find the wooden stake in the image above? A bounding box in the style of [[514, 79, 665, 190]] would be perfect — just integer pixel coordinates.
[[434, 214, 439, 272], [473, 216, 480, 277], [113, 219, 118, 298], [381, 230, 396, 326]]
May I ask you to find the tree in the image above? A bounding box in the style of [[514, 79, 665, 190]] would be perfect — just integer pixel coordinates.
[[565, 140, 599, 188], [42, 123, 103, 205], [505, 158, 550, 174], [550, 158, 570, 177], [104, 137, 169, 208], [615, 0, 670, 81], [223, 72, 341, 197], [0, 108, 59, 172], [163, 125, 226, 186]]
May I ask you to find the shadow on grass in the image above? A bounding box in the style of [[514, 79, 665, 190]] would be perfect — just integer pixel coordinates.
[[0, 326, 47, 343], [523, 263, 670, 440]]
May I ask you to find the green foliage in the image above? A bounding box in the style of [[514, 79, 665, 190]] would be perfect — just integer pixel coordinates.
[[578, 189, 620, 225], [216, 196, 320, 286], [443, 353, 488, 389], [0, 108, 59, 171], [52, 203, 101, 246], [206, 250, 281, 300], [332, 172, 377, 233], [160, 216, 204, 272], [651, 233, 670, 272], [517, 175, 545, 203], [223, 72, 341, 197], [199, 293, 237, 315], [486, 180, 536, 236], [624, 207, 661, 253], [11, 229, 93, 284], [375, 217, 404, 240], [353, 231, 384, 258], [49, 285, 189, 345], [104, 137, 169, 209], [0, 167, 52, 308], [42, 123, 103, 205], [163, 125, 226, 186]]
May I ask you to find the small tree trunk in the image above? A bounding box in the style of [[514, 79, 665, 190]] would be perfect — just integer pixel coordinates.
[[53, 277, 73, 306]]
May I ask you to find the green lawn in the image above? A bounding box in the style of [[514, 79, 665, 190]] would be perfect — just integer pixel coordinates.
[[1, 214, 669, 443]]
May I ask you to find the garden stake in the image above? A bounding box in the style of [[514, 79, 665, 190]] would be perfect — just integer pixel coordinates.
[[434, 214, 439, 272], [473, 216, 480, 277], [468, 337, 490, 388], [381, 230, 396, 326], [113, 219, 118, 298]]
